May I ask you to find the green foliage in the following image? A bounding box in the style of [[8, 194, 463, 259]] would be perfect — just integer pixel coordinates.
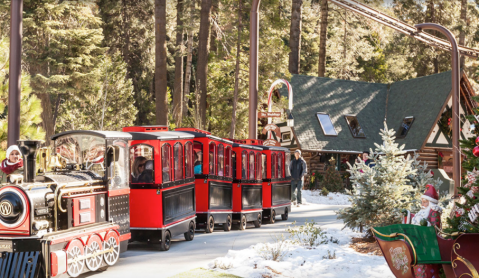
[[321, 187, 329, 196], [286, 220, 328, 247], [0, 38, 45, 158], [337, 123, 441, 235], [322, 167, 344, 192]]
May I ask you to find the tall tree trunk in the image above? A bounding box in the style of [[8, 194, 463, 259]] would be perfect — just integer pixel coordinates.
[[288, 0, 302, 74], [459, 0, 467, 69], [155, 0, 168, 125], [173, 0, 184, 127], [318, 0, 328, 77], [121, 0, 130, 77], [196, 0, 213, 129], [183, 0, 195, 119], [38, 93, 54, 146], [418, 0, 434, 76], [210, 0, 218, 54], [230, 0, 243, 139]]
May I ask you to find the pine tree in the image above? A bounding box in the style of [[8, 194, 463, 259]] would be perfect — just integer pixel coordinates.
[[0, 38, 45, 158], [337, 123, 439, 235]]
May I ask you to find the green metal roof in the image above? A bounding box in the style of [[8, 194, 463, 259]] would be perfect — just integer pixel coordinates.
[[282, 71, 453, 152]]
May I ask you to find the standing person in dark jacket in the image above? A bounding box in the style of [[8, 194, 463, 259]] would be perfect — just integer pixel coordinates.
[[289, 149, 307, 206]]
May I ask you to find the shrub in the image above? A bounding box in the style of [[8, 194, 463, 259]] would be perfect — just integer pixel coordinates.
[[257, 234, 288, 262], [286, 220, 328, 247], [321, 187, 329, 196], [322, 250, 337, 259], [322, 167, 344, 192]]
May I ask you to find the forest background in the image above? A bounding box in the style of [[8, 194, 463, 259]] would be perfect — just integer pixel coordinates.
[[0, 0, 479, 152]]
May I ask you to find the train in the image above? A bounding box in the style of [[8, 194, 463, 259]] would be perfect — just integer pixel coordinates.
[[0, 126, 292, 278]]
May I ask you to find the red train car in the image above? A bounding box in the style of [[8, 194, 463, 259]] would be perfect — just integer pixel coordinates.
[[175, 128, 234, 233], [231, 142, 264, 230], [123, 126, 196, 251]]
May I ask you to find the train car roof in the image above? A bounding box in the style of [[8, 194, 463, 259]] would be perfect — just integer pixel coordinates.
[[232, 143, 263, 151], [51, 130, 132, 140], [175, 130, 233, 144], [254, 145, 291, 152], [127, 131, 195, 140]]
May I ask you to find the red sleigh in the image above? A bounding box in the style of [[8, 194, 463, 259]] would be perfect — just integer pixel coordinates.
[[372, 224, 479, 278]]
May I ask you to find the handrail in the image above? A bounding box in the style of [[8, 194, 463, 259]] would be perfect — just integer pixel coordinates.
[[452, 243, 479, 278], [433, 224, 464, 238], [371, 227, 417, 266]]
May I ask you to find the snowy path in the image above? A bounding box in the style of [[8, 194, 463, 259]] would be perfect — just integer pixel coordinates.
[[81, 201, 347, 278]]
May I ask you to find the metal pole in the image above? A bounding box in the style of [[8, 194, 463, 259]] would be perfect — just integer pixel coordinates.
[[8, 0, 23, 147], [415, 23, 460, 197], [249, 0, 261, 139]]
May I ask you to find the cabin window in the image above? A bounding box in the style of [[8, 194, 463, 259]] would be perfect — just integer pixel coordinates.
[[396, 116, 414, 139], [316, 113, 337, 136], [282, 131, 291, 142], [174, 143, 183, 181], [256, 153, 262, 180], [130, 144, 154, 184], [345, 115, 365, 138], [217, 144, 225, 177], [285, 152, 291, 177], [209, 142, 216, 175], [249, 152, 255, 180], [277, 153, 283, 178], [242, 151, 247, 179], [225, 146, 232, 178], [185, 142, 193, 178], [193, 141, 203, 175], [161, 144, 171, 183], [262, 154, 267, 179], [271, 153, 277, 178]]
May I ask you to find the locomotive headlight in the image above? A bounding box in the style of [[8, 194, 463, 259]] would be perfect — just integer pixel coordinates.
[[0, 188, 27, 228]]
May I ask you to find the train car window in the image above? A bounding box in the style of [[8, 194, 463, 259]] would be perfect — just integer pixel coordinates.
[[262, 154, 267, 179], [218, 144, 224, 177], [271, 153, 277, 179], [285, 152, 291, 177], [108, 140, 128, 188], [185, 142, 193, 178], [225, 146, 232, 177], [174, 143, 183, 181], [55, 134, 106, 177], [241, 151, 247, 179], [277, 153, 283, 178], [209, 142, 216, 175], [256, 153, 261, 180], [193, 141, 203, 175], [249, 152, 255, 180], [129, 144, 154, 184], [232, 151, 237, 179], [162, 144, 171, 183]]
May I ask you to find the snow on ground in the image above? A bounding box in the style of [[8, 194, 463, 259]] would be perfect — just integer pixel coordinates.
[[301, 190, 351, 206], [207, 227, 393, 278]]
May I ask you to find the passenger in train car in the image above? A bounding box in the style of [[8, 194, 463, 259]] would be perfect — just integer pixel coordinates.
[[0, 145, 23, 183], [131, 156, 153, 183], [194, 151, 202, 174]]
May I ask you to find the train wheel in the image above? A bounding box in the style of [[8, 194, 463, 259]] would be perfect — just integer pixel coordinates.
[[269, 210, 276, 224], [66, 239, 85, 277], [223, 215, 232, 232], [239, 215, 247, 231], [205, 215, 215, 233], [85, 234, 103, 271], [281, 208, 289, 221], [160, 230, 171, 251], [184, 221, 195, 241], [254, 213, 262, 228], [103, 231, 120, 266]]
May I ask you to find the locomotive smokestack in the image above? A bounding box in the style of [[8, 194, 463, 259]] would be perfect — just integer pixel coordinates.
[[17, 140, 42, 183]]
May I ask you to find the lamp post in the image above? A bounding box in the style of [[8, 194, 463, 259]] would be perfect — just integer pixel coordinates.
[[8, 0, 23, 147], [415, 23, 460, 197]]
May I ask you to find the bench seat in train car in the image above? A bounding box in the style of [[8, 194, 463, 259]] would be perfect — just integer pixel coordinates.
[[175, 128, 234, 233], [123, 127, 197, 251]]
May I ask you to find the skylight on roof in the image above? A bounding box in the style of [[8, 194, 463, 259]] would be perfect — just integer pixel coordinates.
[[345, 115, 365, 138], [396, 116, 414, 139], [316, 113, 337, 136]]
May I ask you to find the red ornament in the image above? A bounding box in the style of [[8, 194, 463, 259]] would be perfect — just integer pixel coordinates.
[[473, 146, 479, 157], [475, 137, 479, 146]]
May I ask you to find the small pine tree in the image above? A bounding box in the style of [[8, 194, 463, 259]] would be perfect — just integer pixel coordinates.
[[337, 123, 439, 235], [322, 167, 343, 192]]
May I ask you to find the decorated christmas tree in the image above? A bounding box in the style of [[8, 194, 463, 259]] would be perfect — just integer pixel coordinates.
[[442, 131, 479, 234], [337, 123, 441, 235]]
